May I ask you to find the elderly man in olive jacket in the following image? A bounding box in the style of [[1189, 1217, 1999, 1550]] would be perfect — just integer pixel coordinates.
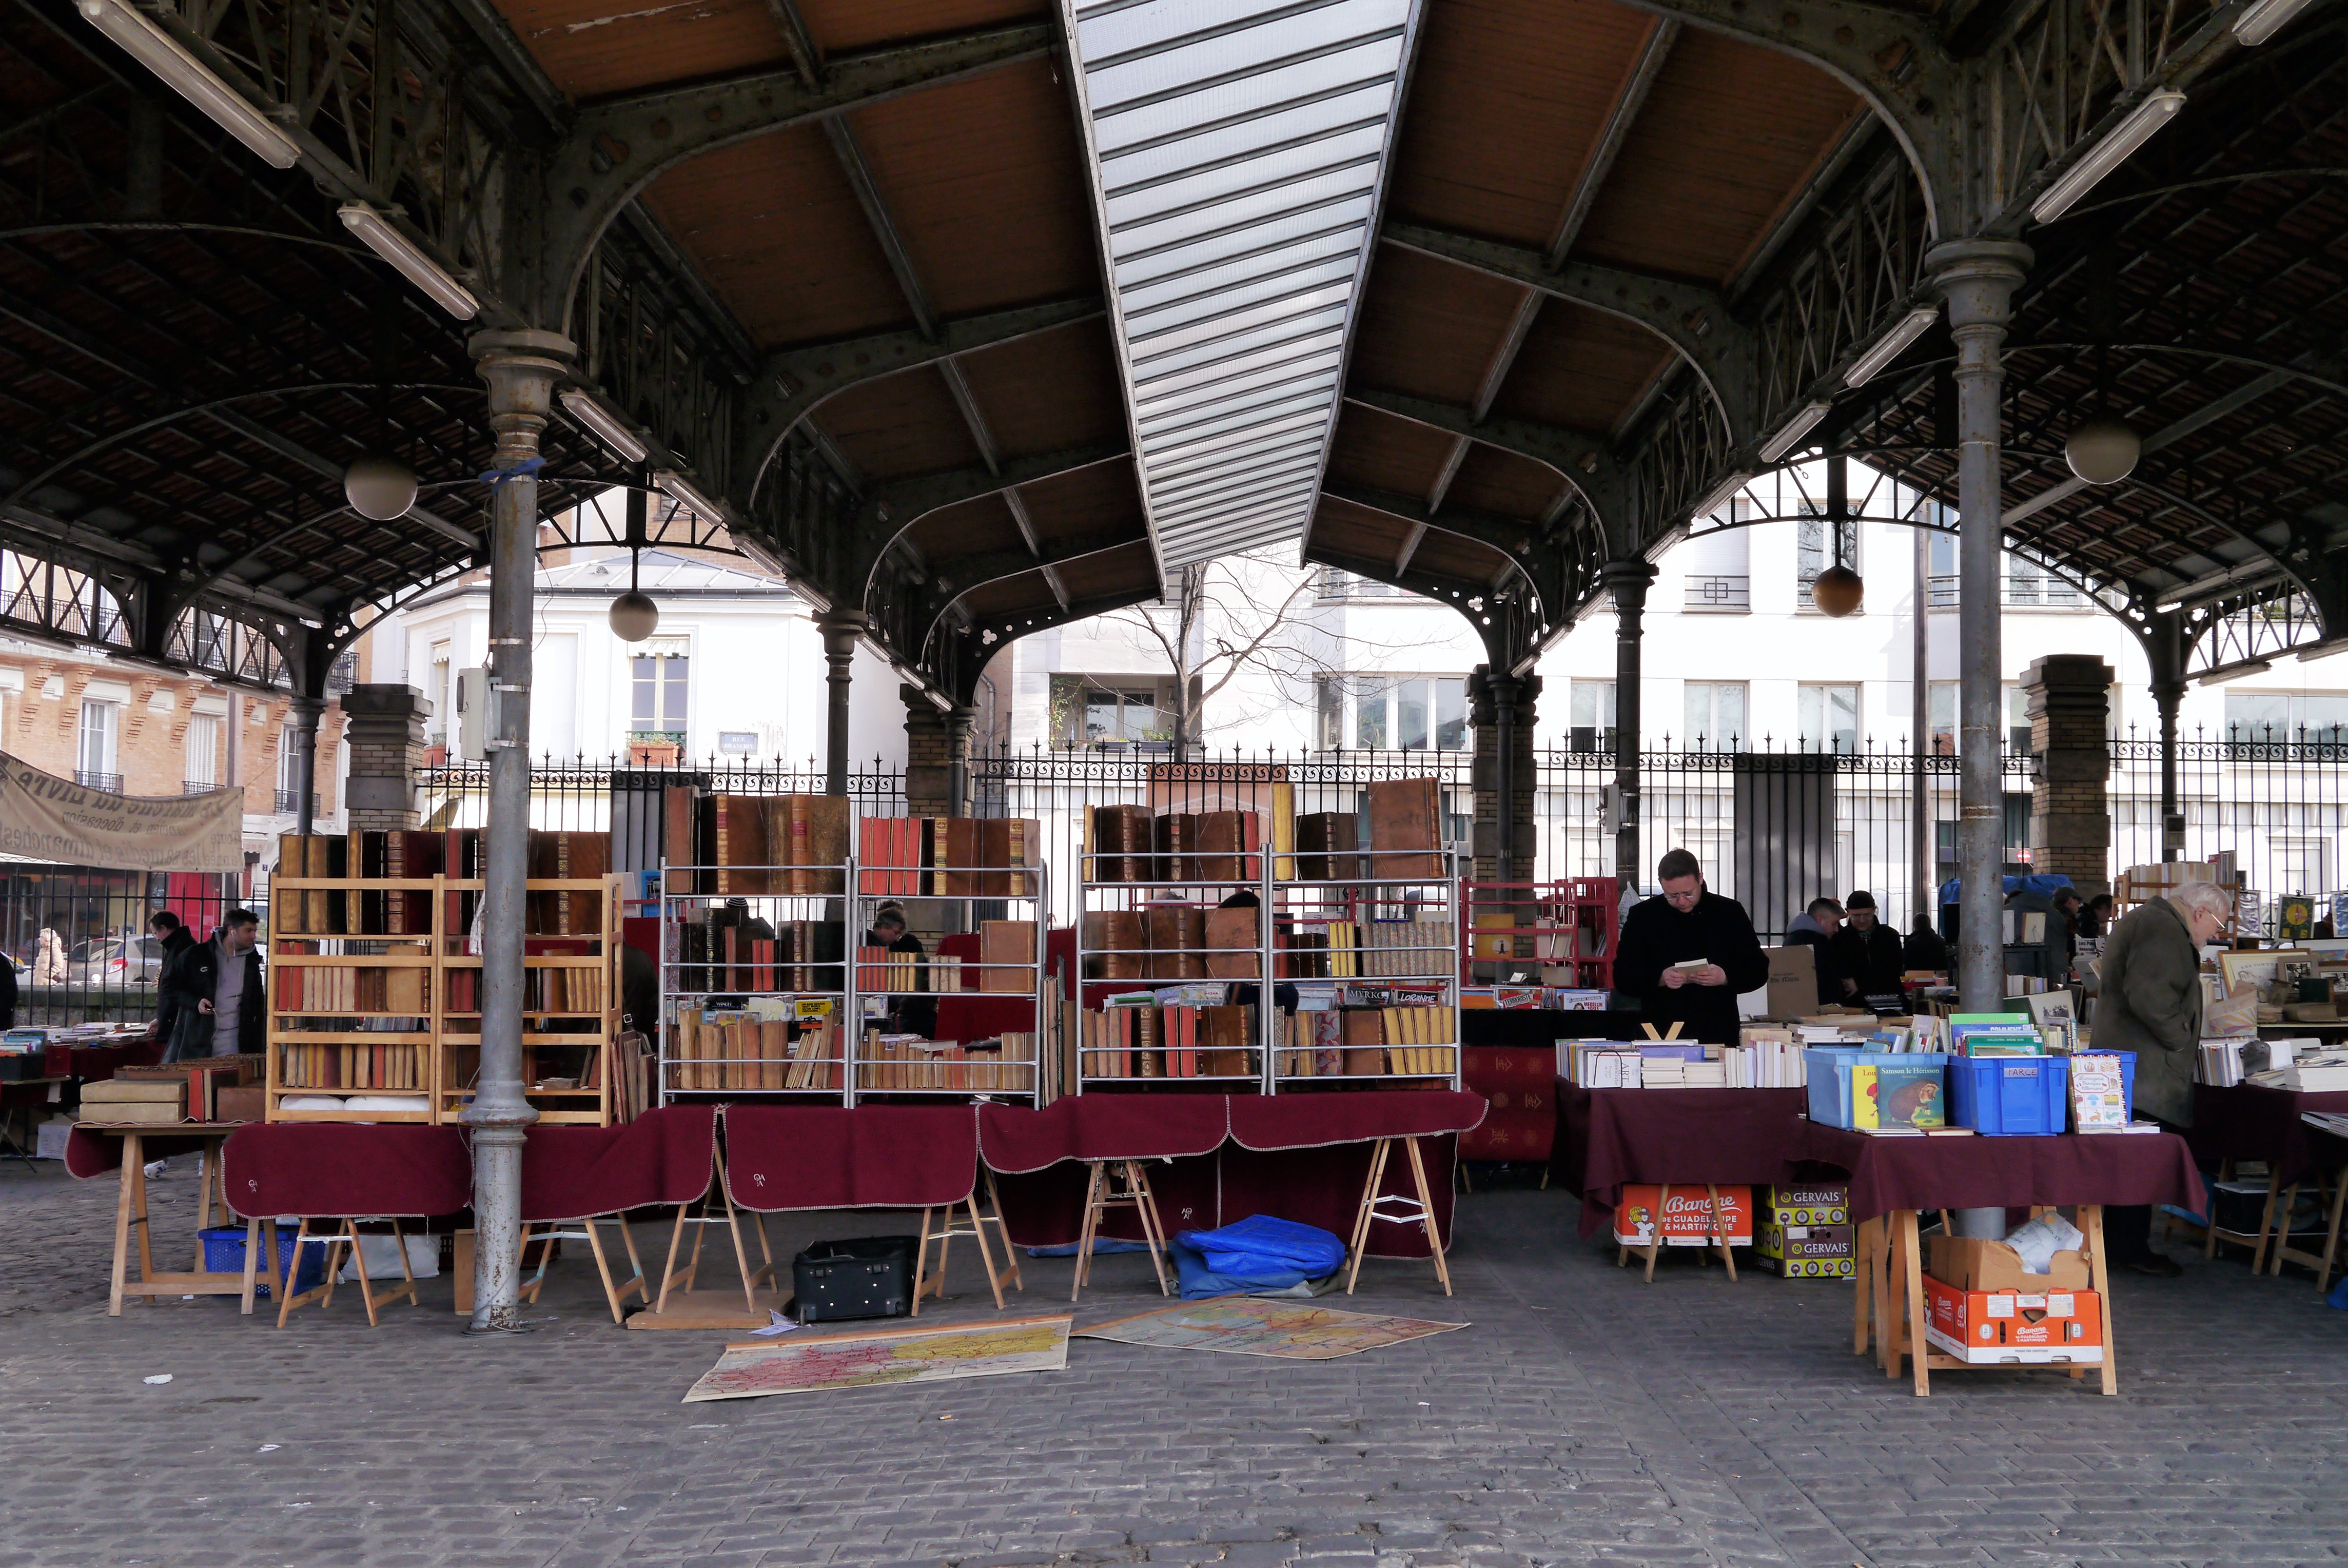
[[2090, 880, 2232, 1276]]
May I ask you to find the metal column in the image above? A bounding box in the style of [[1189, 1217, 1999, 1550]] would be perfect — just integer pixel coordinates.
[[817, 611, 865, 796], [464, 328, 572, 1332], [1603, 561, 1656, 890], [1929, 240, 2031, 1010], [286, 695, 323, 837], [1910, 526, 1931, 931], [2148, 609, 2187, 861]]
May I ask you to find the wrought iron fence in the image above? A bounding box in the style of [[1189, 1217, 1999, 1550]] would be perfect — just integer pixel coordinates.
[[1534, 738, 2039, 943], [2110, 727, 2348, 935], [1, 867, 241, 1028]]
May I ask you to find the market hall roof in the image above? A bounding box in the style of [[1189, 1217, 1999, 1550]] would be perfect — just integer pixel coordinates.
[[1, 0, 2341, 700]]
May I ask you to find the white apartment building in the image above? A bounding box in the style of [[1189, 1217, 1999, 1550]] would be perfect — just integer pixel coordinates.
[[366, 540, 908, 776]]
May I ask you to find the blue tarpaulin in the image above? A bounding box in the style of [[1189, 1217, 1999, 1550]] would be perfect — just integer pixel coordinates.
[[1164, 1215, 1347, 1297]]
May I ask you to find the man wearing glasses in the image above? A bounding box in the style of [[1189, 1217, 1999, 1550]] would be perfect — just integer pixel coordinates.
[[1615, 849, 1771, 1044]]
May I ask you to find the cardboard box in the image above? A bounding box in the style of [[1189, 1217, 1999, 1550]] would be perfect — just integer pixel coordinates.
[[1755, 1222, 1856, 1278], [1924, 1277, 2104, 1363], [1927, 1234, 2090, 1293], [1762, 946, 1815, 1020], [1613, 1184, 1753, 1247], [1765, 1183, 1849, 1226]]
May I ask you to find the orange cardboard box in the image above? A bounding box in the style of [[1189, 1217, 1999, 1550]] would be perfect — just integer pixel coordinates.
[[1927, 1234, 2091, 1293], [1612, 1184, 1753, 1248], [1923, 1277, 2104, 1364]]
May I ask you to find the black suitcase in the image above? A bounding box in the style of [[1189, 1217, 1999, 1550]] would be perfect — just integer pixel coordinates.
[[790, 1236, 918, 1323]]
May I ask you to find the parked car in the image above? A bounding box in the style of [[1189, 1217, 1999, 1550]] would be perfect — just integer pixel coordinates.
[[66, 936, 168, 987]]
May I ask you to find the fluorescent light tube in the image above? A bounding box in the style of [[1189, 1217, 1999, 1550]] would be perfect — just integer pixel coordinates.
[[76, 0, 299, 169], [1757, 402, 1832, 464], [339, 203, 478, 320], [2236, 0, 2315, 44], [559, 389, 649, 464], [2030, 90, 2186, 224], [1693, 472, 1753, 519], [654, 469, 724, 523], [1844, 304, 1941, 388]]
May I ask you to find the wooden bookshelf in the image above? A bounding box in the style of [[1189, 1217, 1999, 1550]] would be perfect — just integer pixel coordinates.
[[265, 872, 625, 1126]]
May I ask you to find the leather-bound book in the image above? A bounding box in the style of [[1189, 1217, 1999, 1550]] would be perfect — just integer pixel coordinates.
[[1363, 778, 1443, 879], [1202, 1004, 1254, 1077], [1154, 812, 1201, 885], [711, 795, 772, 895], [1090, 805, 1155, 883], [1082, 911, 1148, 979], [1341, 1008, 1386, 1074], [936, 818, 982, 898], [1203, 906, 1260, 980], [980, 919, 1035, 994], [976, 817, 1041, 897], [801, 794, 850, 896], [662, 785, 702, 895], [1196, 811, 1261, 883], [1295, 812, 1360, 881], [1144, 905, 1206, 981]]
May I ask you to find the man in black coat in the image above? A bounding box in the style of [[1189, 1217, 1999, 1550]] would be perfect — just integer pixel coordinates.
[[146, 911, 200, 1043], [1614, 849, 1771, 1043], [1831, 890, 1907, 999], [162, 909, 265, 1061]]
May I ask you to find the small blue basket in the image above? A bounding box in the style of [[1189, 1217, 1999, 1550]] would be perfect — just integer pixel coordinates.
[[1945, 1055, 2070, 1135], [199, 1225, 328, 1298]]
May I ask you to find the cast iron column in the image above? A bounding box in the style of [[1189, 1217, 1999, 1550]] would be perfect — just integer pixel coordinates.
[[1930, 240, 2031, 1010], [464, 327, 571, 1332], [816, 611, 865, 796], [1603, 561, 1656, 892], [2148, 609, 2187, 861], [286, 695, 323, 837]]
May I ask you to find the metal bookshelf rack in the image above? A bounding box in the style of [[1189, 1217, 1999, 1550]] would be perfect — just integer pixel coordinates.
[[1271, 849, 1463, 1093]]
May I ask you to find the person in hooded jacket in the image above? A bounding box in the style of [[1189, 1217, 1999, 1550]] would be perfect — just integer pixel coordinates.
[[162, 909, 265, 1062]]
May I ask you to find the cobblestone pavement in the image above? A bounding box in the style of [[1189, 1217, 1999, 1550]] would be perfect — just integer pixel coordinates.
[[0, 1162, 2342, 1568]]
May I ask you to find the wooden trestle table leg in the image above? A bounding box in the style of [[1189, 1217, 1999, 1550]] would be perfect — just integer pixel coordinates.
[[2081, 1204, 2118, 1396], [1123, 1161, 1171, 1297], [1402, 1136, 1452, 1297], [1706, 1184, 1736, 1282], [1344, 1139, 1392, 1295], [108, 1133, 138, 1317]]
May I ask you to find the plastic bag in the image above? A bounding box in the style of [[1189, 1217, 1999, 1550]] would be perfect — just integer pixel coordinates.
[[2004, 1212, 2084, 1274]]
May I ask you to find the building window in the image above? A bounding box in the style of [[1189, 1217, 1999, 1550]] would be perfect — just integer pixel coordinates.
[[1927, 683, 2032, 753], [1569, 679, 1616, 753], [631, 653, 688, 743], [427, 643, 451, 745], [1682, 682, 1746, 749], [185, 714, 221, 791], [2006, 554, 2082, 608], [1680, 527, 1750, 613], [1927, 530, 1958, 609], [76, 699, 120, 789], [1316, 675, 1468, 751], [2226, 692, 2348, 745], [1796, 511, 1860, 610], [1796, 683, 1860, 753], [1316, 568, 1417, 602]]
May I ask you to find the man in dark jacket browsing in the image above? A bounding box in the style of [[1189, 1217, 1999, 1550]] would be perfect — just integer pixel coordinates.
[[162, 909, 265, 1062], [1615, 849, 1771, 1043]]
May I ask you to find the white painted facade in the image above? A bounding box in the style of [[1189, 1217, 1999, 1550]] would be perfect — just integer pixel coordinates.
[[365, 543, 908, 774]]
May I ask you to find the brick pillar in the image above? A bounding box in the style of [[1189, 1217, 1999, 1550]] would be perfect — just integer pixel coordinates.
[[1469, 670, 1541, 886], [903, 685, 956, 817], [2021, 654, 2112, 898], [339, 683, 429, 833]]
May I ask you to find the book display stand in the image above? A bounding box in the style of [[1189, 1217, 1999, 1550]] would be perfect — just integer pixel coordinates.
[[1074, 808, 1271, 1092], [266, 871, 627, 1126], [1272, 849, 1463, 1093], [655, 854, 1053, 1108], [1460, 877, 1619, 994]]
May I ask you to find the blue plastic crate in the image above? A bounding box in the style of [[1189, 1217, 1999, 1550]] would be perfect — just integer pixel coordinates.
[[1945, 1054, 2070, 1135], [199, 1225, 328, 1299]]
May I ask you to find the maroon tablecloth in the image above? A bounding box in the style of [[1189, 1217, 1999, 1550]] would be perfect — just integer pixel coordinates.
[[1796, 1123, 2206, 1224], [2187, 1083, 2348, 1187], [1226, 1089, 1484, 1149], [521, 1103, 716, 1223], [1460, 1045, 1556, 1162], [978, 1094, 1232, 1172], [64, 1123, 233, 1179], [721, 1103, 979, 1211], [1552, 1082, 1810, 1238], [221, 1124, 474, 1219]]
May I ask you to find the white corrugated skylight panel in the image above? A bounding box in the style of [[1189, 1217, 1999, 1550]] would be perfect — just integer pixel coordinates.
[[1064, 0, 1422, 569]]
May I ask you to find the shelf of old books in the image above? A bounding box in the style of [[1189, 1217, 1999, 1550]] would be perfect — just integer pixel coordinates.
[[851, 816, 1051, 1107], [1075, 802, 1273, 1092], [1271, 845, 1463, 1093], [658, 860, 853, 1104], [266, 829, 630, 1125]]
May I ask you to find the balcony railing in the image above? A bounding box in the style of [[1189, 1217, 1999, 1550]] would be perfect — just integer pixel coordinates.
[[274, 789, 321, 814], [74, 770, 122, 792], [1683, 574, 1750, 612], [183, 779, 218, 794]]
